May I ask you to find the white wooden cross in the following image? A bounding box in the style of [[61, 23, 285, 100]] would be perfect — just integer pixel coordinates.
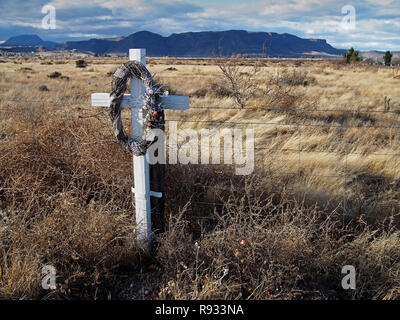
[[91, 49, 189, 250]]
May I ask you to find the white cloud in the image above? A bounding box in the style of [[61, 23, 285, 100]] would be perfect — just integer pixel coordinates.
[[97, 16, 113, 20], [66, 32, 118, 38], [48, 0, 105, 9], [365, 0, 397, 5], [9, 20, 43, 29]]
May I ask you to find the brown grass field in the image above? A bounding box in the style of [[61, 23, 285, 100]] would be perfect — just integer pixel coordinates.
[[0, 56, 400, 300]]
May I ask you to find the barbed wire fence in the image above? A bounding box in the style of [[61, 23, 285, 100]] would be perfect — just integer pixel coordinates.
[[1, 97, 400, 222]]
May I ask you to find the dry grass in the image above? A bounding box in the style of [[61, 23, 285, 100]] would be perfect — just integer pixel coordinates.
[[0, 112, 137, 299], [158, 187, 400, 300], [0, 56, 399, 299]]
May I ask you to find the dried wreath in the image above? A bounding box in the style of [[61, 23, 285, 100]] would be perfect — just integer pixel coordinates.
[[109, 60, 165, 156]]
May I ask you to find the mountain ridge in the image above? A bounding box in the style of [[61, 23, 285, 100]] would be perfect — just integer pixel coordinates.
[[2, 31, 346, 58], [1, 34, 57, 48]]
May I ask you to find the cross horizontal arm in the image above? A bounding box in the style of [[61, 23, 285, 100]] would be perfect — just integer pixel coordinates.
[[91, 93, 189, 110]]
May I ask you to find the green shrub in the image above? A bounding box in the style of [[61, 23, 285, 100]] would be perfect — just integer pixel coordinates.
[[344, 48, 363, 64], [384, 51, 393, 66]]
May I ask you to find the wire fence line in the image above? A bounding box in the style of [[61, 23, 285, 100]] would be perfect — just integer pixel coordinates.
[[2, 97, 400, 114], [166, 118, 400, 130], [1, 101, 399, 164], [3, 107, 399, 129], [3, 124, 400, 161], [1, 98, 400, 220], [1, 101, 399, 160]]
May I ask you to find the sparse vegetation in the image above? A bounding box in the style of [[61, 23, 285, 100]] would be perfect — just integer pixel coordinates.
[[47, 71, 69, 80], [157, 185, 400, 300], [213, 57, 314, 109], [216, 55, 261, 108], [384, 51, 393, 66], [47, 71, 62, 78], [344, 47, 363, 64], [277, 68, 315, 87], [0, 56, 399, 300], [75, 59, 88, 68], [38, 84, 49, 91]]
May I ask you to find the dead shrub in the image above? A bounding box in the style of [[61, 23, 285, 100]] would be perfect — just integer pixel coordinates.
[[216, 55, 261, 108], [39, 85, 50, 92], [212, 56, 315, 109], [335, 230, 400, 299], [1, 59, 399, 300], [0, 110, 138, 299], [258, 69, 311, 109], [278, 68, 316, 87], [191, 88, 208, 98], [157, 169, 400, 300], [209, 82, 234, 98]]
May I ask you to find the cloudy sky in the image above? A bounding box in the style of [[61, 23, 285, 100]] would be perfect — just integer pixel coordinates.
[[0, 0, 399, 50]]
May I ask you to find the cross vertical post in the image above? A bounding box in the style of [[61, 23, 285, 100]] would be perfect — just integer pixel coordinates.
[[129, 49, 152, 249]]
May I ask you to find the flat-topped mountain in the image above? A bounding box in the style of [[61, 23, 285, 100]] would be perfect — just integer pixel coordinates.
[[58, 30, 345, 57], [2, 30, 346, 58], [1, 34, 57, 48]]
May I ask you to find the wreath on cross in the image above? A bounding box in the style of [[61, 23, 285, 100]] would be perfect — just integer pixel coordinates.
[[109, 60, 165, 156]]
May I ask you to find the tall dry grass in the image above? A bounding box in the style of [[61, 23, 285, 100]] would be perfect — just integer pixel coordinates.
[[158, 187, 400, 300], [0, 57, 399, 299], [0, 110, 139, 299]]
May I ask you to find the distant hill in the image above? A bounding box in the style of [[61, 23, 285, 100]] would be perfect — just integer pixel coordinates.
[[2, 31, 346, 58], [1, 34, 57, 48], [57, 30, 345, 58], [361, 50, 400, 60]]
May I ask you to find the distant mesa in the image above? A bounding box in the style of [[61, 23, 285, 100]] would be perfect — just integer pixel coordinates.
[[1, 34, 58, 48], [1, 30, 347, 58]]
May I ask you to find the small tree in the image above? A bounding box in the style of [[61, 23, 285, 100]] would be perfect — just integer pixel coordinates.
[[384, 51, 393, 66], [216, 54, 260, 108], [344, 47, 362, 64]]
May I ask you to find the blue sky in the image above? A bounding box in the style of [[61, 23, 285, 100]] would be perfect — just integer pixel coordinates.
[[0, 0, 399, 50]]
